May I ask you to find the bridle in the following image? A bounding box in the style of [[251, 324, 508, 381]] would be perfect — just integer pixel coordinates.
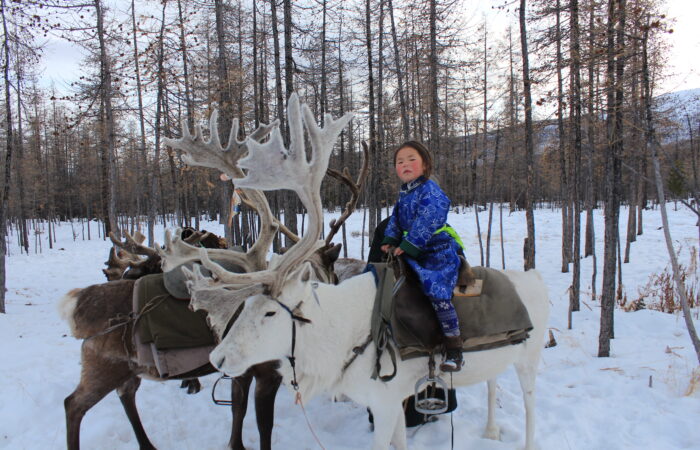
[[274, 299, 312, 391], [218, 285, 313, 391]]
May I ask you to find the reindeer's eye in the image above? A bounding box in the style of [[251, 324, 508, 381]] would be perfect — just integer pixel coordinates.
[[264, 311, 276, 317]]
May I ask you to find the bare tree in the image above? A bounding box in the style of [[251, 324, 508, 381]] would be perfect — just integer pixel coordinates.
[[520, 0, 536, 271], [641, 16, 700, 364], [569, 0, 583, 320], [0, 0, 14, 314], [599, 0, 626, 358], [94, 0, 119, 238], [387, 0, 409, 140]]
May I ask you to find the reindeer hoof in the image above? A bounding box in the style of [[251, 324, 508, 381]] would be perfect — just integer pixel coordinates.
[[483, 424, 501, 441], [180, 379, 202, 395]]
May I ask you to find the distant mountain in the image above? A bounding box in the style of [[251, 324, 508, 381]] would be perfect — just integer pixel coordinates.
[[654, 88, 700, 140], [442, 88, 699, 162]]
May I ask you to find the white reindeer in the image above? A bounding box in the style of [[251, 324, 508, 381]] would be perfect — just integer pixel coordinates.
[[183, 93, 550, 450]]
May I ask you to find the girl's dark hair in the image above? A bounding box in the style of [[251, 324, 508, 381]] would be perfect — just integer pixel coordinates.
[[393, 141, 433, 178]]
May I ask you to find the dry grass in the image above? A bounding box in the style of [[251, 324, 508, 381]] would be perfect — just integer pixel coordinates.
[[631, 246, 699, 314], [685, 367, 700, 397]]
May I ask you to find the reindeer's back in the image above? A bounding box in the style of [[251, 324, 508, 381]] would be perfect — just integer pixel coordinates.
[[64, 279, 137, 339]]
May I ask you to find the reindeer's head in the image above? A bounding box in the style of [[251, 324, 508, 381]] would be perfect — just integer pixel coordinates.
[[207, 262, 318, 376], [103, 231, 147, 281]]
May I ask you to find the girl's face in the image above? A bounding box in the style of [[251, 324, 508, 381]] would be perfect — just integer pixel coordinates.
[[395, 146, 425, 183]]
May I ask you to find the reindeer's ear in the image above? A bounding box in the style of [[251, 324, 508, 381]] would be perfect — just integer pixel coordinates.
[[288, 261, 314, 283], [299, 262, 314, 282], [323, 243, 342, 265]]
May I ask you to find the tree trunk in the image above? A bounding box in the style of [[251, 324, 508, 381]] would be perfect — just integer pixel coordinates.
[[556, 0, 571, 274], [599, 0, 625, 358], [132, 0, 154, 245], [520, 0, 536, 271], [282, 0, 298, 245], [213, 0, 234, 243], [153, 0, 169, 230], [94, 0, 118, 238], [377, 0, 386, 224], [365, 0, 378, 239], [15, 59, 28, 254], [486, 129, 501, 268], [569, 0, 582, 317], [320, 0, 327, 123], [387, 0, 409, 141], [429, 0, 439, 151], [0, 0, 13, 313], [252, 0, 260, 126]]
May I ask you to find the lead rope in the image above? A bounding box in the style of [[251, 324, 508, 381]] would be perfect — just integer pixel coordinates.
[[277, 300, 326, 450], [294, 391, 326, 450]]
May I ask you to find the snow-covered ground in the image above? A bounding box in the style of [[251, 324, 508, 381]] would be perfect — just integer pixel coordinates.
[[1, 204, 698, 450]]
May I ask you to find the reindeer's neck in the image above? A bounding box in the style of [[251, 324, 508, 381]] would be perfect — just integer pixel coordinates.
[[290, 272, 376, 400]]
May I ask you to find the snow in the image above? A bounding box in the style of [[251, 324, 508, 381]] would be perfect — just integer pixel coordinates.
[[1, 205, 699, 450]]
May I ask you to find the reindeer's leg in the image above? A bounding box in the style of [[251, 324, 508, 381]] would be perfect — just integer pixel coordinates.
[[483, 378, 501, 440], [117, 375, 156, 450], [228, 371, 253, 450], [514, 362, 537, 450], [390, 401, 408, 450], [253, 366, 283, 450], [368, 400, 404, 450], [180, 378, 202, 394], [65, 347, 133, 450]]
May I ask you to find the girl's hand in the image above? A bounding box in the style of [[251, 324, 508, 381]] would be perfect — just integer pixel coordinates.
[[381, 244, 391, 253], [393, 247, 404, 256]]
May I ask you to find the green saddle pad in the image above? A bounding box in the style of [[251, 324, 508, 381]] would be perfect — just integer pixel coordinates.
[[135, 273, 215, 350]]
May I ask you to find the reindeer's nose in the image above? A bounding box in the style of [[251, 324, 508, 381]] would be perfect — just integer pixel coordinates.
[[211, 354, 225, 370]]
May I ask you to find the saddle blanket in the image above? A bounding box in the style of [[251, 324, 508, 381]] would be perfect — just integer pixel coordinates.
[[371, 259, 533, 360], [133, 274, 216, 378]]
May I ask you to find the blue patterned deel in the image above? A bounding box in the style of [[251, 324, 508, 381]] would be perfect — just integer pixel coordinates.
[[382, 176, 462, 336]]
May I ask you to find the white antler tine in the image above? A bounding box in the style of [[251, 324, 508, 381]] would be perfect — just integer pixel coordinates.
[[229, 118, 242, 148], [209, 109, 222, 150], [198, 247, 227, 281], [288, 93, 304, 158], [183, 263, 207, 285], [173, 227, 183, 243], [193, 115, 203, 142], [181, 117, 192, 139]]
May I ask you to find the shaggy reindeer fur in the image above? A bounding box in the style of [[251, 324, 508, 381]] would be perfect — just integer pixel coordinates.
[[207, 266, 550, 450], [59, 278, 274, 450]]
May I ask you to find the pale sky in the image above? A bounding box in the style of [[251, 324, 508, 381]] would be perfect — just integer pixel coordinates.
[[38, 0, 700, 96], [660, 0, 700, 94]]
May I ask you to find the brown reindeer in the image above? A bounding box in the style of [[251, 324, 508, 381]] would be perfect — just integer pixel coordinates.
[[61, 111, 367, 450], [102, 228, 228, 395]]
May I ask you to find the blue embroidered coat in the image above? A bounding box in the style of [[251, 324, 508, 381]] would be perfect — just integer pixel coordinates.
[[381, 176, 461, 301]]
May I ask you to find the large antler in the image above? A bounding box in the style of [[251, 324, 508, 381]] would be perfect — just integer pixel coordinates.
[[162, 113, 280, 272], [324, 140, 370, 246], [109, 231, 157, 259], [196, 93, 354, 296]]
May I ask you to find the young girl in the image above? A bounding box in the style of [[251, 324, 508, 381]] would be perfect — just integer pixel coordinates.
[[380, 141, 464, 372]]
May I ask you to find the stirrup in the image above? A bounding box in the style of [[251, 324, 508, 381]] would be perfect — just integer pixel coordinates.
[[211, 374, 233, 406], [413, 353, 449, 415]]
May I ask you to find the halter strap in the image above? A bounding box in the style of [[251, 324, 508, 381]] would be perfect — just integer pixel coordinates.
[[275, 299, 311, 391]]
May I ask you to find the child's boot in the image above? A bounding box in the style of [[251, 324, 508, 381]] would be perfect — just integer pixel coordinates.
[[440, 335, 464, 372]]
